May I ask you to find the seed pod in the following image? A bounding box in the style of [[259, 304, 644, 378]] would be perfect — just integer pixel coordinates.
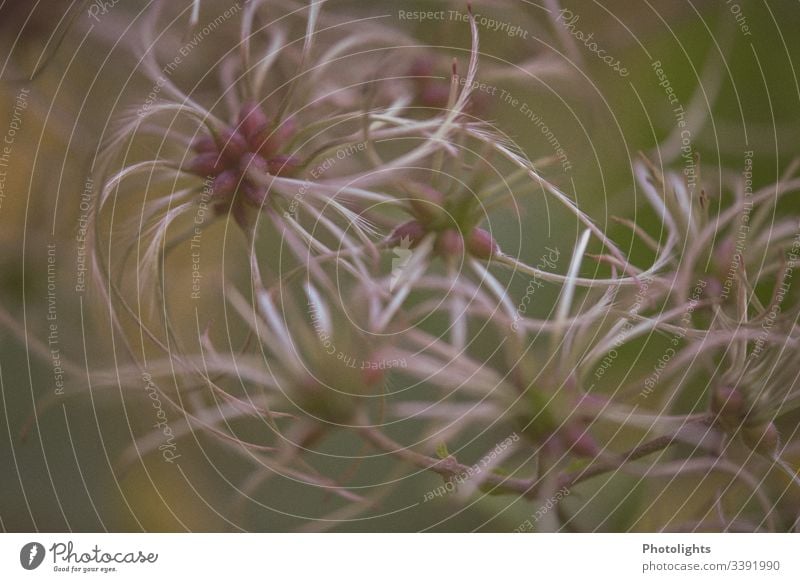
[[741, 422, 780, 455], [239, 152, 269, 176], [250, 129, 277, 158], [216, 128, 248, 162], [467, 227, 499, 259], [238, 100, 270, 142], [251, 118, 296, 158], [560, 422, 600, 459], [710, 386, 747, 420], [389, 220, 426, 246], [275, 117, 297, 143], [435, 228, 465, 257], [191, 134, 217, 154], [211, 170, 240, 198], [186, 152, 226, 176]]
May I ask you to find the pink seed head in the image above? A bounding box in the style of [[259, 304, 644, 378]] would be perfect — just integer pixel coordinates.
[[238, 100, 270, 142], [467, 228, 499, 259], [711, 385, 747, 420], [191, 134, 217, 154], [561, 422, 600, 459], [435, 228, 465, 257], [389, 220, 426, 246], [216, 128, 248, 162]]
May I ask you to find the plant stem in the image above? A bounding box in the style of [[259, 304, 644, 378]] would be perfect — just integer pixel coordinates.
[[358, 425, 543, 500], [560, 435, 676, 489]]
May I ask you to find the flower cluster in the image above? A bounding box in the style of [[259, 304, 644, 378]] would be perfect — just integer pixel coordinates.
[[87, 0, 799, 532]]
